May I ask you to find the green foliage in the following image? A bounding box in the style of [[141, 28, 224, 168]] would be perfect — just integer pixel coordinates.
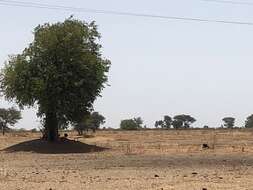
[[163, 115, 172, 128], [120, 117, 143, 130], [172, 114, 196, 129], [73, 113, 90, 135], [74, 112, 105, 135], [89, 112, 106, 130], [155, 120, 164, 128], [0, 107, 21, 135], [222, 117, 235, 128], [155, 115, 172, 129], [0, 17, 110, 141], [133, 117, 143, 127], [245, 115, 253, 128], [172, 119, 183, 129], [155, 115, 195, 129]]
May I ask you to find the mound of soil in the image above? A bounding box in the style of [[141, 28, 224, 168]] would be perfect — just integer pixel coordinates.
[[2, 138, 108, 154]]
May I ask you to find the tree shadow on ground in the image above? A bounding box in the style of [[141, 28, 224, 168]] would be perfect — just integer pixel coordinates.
[[2, 138, 108, 154]]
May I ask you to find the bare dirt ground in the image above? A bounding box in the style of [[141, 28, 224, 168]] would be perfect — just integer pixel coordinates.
[[1, 129, 253, 190]]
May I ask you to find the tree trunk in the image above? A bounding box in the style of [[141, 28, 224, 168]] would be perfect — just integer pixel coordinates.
[[45, 112, 58, 142]]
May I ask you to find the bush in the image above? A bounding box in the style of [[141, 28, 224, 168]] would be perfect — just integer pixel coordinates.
[[120, 119, 140, 130]]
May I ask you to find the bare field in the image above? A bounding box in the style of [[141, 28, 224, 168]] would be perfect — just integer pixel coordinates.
[[1, 129, 253, 190]]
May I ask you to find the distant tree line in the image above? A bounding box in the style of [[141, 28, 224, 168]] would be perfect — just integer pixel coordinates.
[[119, 114, 253, 130], [3, 106, 253, 133]]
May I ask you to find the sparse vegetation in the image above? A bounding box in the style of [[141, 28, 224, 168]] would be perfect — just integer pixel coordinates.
[[0, 129, 252, 189]]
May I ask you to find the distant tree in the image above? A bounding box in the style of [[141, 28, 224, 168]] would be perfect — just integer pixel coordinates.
[[245, 114, 253, 128], [222, 117, 235, 129], [172, 114, 196, 129], [172, 119, 183, 129], [164, 115, 172, 129], [73, 112, 105, 134], [0, 18, 110, 141], [203, 125, 209, 129], [120, 117, 143, 130], [89, 112, 106, 132], [133, 117, 143, 127], [73, 114, 90, 135], [120, 119, 138, 130], [154, 120, 164, 128], [154, 121, 159, 128], [0, 107, 21, 135]]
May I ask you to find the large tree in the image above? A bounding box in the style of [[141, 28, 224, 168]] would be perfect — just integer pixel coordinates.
[[0, 107, 21, 135], [245, 114, 253, 128], [222, 117, 235, 129], [0, 18, 110, 141]]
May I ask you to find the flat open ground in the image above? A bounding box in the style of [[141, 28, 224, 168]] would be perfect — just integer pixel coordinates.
[[1, 129, 253, 190]]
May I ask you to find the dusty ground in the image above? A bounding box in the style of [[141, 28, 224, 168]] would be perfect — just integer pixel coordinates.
[[1, 129, 253, 190]]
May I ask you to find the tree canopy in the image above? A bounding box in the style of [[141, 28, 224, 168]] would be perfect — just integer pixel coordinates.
[[245, 115, 253, 128], [222, 117, 235, 128], [155, 115, 172, 129], [73, 112, 105, 135], [120, 117, 143, 130], [172, 114, 196, 129], [0, 17, 110, 141], [163, 115, 172, 128], [89, 112, 106, 131]]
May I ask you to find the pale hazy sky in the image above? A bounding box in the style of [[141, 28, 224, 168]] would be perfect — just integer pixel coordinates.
[[1, 0, 253, 129]]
